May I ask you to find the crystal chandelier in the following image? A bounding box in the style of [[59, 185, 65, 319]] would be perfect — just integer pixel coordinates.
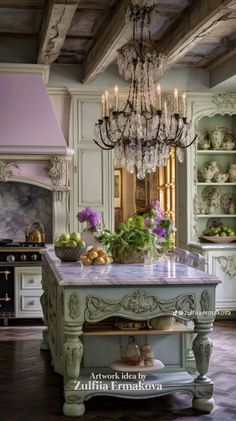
[[94, 1, 197, 180]]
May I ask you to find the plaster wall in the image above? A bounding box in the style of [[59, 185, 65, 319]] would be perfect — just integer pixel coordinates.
[[49, 63, 210, 93]]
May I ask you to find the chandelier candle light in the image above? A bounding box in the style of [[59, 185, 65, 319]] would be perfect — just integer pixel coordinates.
[[94, 1, 197, 179]]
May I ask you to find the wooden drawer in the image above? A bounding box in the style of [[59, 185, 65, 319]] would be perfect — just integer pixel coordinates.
[[21, 273, 42, 289], [15, 267, 43, 318], [21, 294, 42, 312]]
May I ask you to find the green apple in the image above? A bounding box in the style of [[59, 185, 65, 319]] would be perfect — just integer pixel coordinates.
[[77, 239, 86, 248], [59, 233, 70, 242], [55, 240, 67, 247], [220, 232, 227, 237], [65, 240, 77, 247], [70, 231, 81, 243]]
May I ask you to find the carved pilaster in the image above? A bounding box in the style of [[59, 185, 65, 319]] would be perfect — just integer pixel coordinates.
[[68, 292, 80, 319], [40, 290, 48, 324], [193, 321, 213, 383], [192, 139, 199, 241], [0, 160, 19, 181], [200, 290, 210, 312], [40, 266, 49, 350], [193, 192, 199, 240]]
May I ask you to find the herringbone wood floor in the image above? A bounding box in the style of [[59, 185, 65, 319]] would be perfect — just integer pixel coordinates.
[[0, 321, 235, 421]]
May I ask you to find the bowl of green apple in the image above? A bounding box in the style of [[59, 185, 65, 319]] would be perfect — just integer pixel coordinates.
[[54, 232, 86, 261], [201, 224, 236, 243]]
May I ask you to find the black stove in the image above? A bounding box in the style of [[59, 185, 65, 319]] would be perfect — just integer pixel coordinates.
[[0, 240, 46, 264], [0, 242, 45, 248], [0, 240, 46, 324]]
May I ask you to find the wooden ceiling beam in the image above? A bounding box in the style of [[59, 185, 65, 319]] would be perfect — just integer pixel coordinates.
[[82, 0, 132, 83], [207, 41, 236, 69], [156, 4, 183, 16], [158, 0, 236, 68], [0, 0, 43, 8], [37, 0, 79, 65], [0, 32, 38, 38]]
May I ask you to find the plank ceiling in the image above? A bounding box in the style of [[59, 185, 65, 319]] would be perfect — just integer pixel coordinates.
[[0, 0, 236, 83]]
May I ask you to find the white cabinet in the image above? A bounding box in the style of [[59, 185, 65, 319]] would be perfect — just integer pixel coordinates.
[[195, 114, 236, 239], [69, 92, 114, 233], [209, 249, 236, 310], [188, 244, 236, 311], [15, 266, 43, 318], [183, 93, 236, 311]]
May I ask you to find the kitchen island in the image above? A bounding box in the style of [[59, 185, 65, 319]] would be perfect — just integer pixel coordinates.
[[40, 248, 221, 417]]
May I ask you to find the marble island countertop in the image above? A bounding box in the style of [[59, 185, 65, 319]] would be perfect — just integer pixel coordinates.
[[41, 248, 220, 287]]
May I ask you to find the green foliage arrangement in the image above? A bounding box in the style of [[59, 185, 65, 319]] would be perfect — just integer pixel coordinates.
[[97, 201, 175, 259], [97, 220, 158, 258]]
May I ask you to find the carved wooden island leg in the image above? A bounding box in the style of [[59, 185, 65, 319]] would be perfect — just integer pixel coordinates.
[[63, 323, 85, 417], [192, 320, 214, 412], [40, 276, 49, 350]]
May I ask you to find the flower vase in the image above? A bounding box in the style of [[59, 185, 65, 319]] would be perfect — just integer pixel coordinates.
[[80, 230, 100, 247], [144, 249, 153, 265]]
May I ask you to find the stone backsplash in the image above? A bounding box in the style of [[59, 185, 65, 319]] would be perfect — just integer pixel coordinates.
[[0, 182, 53, 242]]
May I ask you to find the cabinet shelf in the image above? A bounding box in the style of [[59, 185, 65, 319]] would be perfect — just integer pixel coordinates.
[[83, 322, 193, 336], [197, 150, 236, 155], [197, 214, 236, 218], [197, 182, 236, 186]]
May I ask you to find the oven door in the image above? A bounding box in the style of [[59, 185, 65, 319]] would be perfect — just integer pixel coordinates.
[[0, 267, 15, 318]]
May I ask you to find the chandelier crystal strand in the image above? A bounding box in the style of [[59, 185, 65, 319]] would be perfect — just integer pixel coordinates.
[[94, 1, 197, 179]]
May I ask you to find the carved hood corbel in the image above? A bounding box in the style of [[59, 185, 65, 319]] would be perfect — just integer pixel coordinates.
[[47, 157, 66, 186], [0, 161, 19, 182]]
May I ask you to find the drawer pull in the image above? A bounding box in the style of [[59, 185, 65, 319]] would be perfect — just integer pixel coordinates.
[[0, 270, 11, 280], [28, 278, 35, 284], [28, 300, 35, 306], [0, 293, 11, 302]]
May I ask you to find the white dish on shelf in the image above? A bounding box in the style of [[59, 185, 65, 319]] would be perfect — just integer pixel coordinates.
[[220, 193, 236, 214], [110, 359, 164, 373]]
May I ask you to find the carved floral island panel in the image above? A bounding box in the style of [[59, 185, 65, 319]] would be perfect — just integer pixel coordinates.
[[0, 182, 53, 242]]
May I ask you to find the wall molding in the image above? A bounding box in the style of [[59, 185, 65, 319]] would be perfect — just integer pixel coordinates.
[[0, 63, 49, 84]]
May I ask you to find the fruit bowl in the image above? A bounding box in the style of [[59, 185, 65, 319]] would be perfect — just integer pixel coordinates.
[[200, 235, 236, 243], [54, 246, 87, 262]]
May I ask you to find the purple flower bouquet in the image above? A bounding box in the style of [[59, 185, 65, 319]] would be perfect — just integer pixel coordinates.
[[77, 207, 102, 233]]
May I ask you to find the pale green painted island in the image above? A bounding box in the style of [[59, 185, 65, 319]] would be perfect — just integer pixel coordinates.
[[40, 248, 221, 417]]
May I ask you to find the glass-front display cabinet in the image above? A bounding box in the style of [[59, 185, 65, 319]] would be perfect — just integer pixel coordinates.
[[183, 93, 236, 312], [196, 114, 236, 240]]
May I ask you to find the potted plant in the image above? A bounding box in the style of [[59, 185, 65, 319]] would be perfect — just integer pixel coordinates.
[[97, 201, 175, 263]]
